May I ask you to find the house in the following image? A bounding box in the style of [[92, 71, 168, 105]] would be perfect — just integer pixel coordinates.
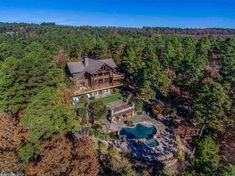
[[66, 57, 124, 98]]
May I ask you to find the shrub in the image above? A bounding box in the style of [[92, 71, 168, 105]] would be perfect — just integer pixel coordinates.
[[131, 98, 143, 111], [124, 120, 134, 127], [18, 143, 40, 164], [109, 131, 118, 140], [80, 95, 89, 104], [88, 100, 107, 124], [152, 104, 164, 117], [90, 129, 110, 141], [109, 147, 118, 157], [99, 142, 108, 154]]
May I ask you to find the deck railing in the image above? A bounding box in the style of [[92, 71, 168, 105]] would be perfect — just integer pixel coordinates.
[[73, 82, 123, 95]]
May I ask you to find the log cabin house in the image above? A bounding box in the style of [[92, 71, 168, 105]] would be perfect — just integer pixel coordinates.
[[66, 57, 124, 98]]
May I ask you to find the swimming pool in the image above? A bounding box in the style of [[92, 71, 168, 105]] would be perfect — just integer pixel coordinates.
[[145, 139, 160, 147], [119, 123, 157, 139]]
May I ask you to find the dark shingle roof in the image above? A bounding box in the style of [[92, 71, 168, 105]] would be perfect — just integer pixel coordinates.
[[85, 59, 104, 74], [67, 58, 117, 79], [99, 58, 117, 68], [67, 61, 84, 74]]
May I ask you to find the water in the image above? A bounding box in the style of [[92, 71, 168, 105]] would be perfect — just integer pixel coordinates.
[[119, 123, 157, 139], [145, 139, 160, 147]]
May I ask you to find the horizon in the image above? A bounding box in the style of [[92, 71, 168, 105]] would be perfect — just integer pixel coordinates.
[[0, 0, 235, 28], [2, 21, 235, 30]]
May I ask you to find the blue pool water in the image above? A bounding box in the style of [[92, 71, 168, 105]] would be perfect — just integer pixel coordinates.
[[145, 139, 160, 147], [119, 123, 157, 139]]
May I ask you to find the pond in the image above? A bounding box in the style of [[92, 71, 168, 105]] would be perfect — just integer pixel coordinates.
[[119, 123, 157, 139]]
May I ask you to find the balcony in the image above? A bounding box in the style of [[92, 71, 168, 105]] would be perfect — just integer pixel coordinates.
[[73, 81, 123, 96], [113, 73, 125, 80]]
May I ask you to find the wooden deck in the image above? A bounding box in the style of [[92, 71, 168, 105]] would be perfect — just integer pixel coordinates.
[[73, 82, 123, 96]]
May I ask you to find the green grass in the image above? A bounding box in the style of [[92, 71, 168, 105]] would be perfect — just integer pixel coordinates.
[[97, 93, 123, 105], [75, 93, 123, 108]]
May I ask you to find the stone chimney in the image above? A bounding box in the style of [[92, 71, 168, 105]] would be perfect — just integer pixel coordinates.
[[83, 57, 89, 67]]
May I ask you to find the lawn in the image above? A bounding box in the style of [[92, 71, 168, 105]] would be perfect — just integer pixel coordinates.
[[97, 93, 123, 105], [75, 93, 123, 109]]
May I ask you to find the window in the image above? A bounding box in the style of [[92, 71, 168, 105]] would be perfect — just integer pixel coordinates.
[[99, 79, 103, 84], [104, 78, 109, 83], [80, 82, 85, 87]]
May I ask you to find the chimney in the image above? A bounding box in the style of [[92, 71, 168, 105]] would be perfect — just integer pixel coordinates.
[[83, 57, 89, 67]]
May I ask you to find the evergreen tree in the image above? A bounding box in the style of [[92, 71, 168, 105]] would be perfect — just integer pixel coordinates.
[[193, 82, 231, 129], [194, 136, 220, 175], [88, 100, 107, 124], [0, 49, 63, 114], [20, 88, 78, 142]]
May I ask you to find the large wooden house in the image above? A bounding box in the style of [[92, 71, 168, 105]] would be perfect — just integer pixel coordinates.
[[66, 57, 124, 98]]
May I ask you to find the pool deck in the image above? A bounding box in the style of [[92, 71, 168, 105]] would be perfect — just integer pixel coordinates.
[[103, 114, 166, 133], [102, 113, 177, 162]]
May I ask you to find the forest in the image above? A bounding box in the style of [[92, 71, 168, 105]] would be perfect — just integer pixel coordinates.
[[0, 22, 234, 176]]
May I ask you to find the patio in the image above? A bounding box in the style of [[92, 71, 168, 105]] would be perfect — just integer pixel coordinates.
[[102, 114, 177, 162], [102, 114, 166, 133]]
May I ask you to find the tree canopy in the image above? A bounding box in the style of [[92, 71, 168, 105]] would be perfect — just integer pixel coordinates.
[[20, 88, 78, 143], [193, 82, 231, 129], [0, 47, 63, 114], [194, 136, 220, 175], [0, 22, 234, 176]]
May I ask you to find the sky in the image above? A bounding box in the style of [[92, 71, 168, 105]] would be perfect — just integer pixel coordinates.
[[0, 0, 235, 28]]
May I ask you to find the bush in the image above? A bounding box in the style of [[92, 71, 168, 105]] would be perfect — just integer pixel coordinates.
[[18, 143, 40, 164], [131, 98, 143, 111], [113, 88, 120, 94], [109, 147, 118, 157], [124, 120, 134, 127], [77, 107, 86, 117], [88, 100, 107, 124], [90, 129, 111, 141], [108, 156, 136, 176], [99, 142, 108, 154], [80, 95, 89, 103], [152, 104, 164, 117], [109, 131, 118, 140], [222, 164, 235, 176]]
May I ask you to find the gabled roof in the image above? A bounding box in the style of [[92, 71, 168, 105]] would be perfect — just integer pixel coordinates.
[[99, 58, 117, 68], [84, 59, 105, 74], [67, 57, 117, 78], [67, 61, 85, 74]]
